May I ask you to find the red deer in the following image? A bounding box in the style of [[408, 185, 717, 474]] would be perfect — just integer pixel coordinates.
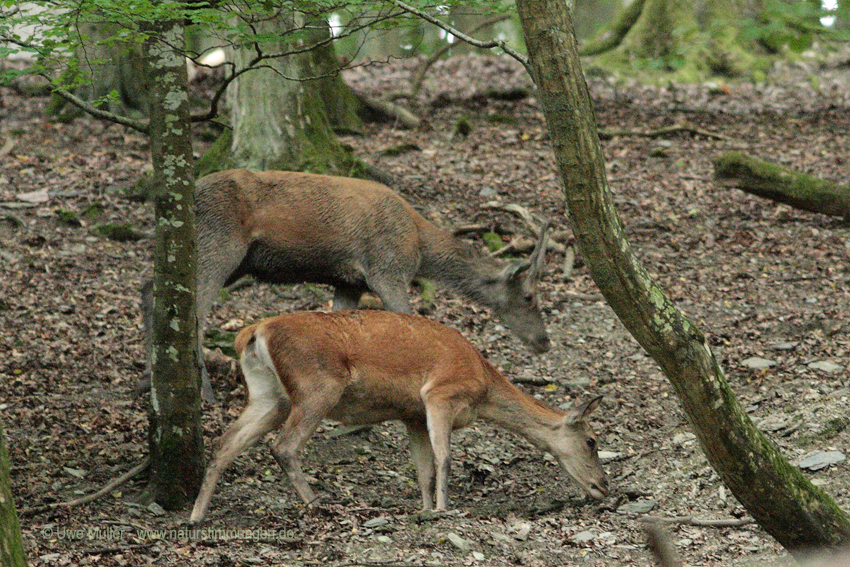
[[189, 310, 607, 524], [141, 170, 550, 401]]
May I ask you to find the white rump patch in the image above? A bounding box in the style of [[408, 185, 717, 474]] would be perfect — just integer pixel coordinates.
[[241, 333, 289, 409]]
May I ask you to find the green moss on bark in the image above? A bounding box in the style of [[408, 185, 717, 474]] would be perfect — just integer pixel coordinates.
[[0, 423, 27, 567]]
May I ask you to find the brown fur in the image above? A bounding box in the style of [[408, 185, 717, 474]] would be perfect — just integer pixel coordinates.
[[141, 170, 550, 401], [189, 310, 607, 524]]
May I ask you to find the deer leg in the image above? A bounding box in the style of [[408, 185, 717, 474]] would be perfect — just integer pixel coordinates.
[[331, 286, 364, 311], [189, 396, 288, 525], [422, 404, 456, 510], [270, 381, 342, 506], [406, 422, 436, 510], [366, 278, 413, 314]]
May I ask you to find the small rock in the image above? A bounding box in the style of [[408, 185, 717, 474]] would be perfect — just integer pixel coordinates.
[[742, 357, 776, 370], [672, 432, 697, 446], [597, 451, 622, 462], [617, 500, 657, 514], [571, 530, 596, 543], [472, 551, 485, 561], [510, 521, 531, 541], [479, 187, 497, 197], [798, 451, 845, 471], [17, 189, 49, 203], [363, 517, 389, 529], [446, 532, 471, 554], [808, 361, 842, 374], [376, 535, 392, 544], [147, 502, 166, 516], [771, 342, 797, 351]]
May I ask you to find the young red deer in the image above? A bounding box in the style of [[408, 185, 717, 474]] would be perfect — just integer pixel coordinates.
[[189, 310, 607, 525], [141, 170, 550, 401]]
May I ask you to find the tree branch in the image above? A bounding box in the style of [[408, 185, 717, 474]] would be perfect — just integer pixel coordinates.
[[47, 84, 150, 134], [389, 0, 529, 72]]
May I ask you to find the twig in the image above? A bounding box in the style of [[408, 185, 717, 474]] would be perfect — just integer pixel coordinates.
[[390, 0, 529, 72], [19, 458, 149, 517], [452, 223, 507, 236], [407, 14, 511, 98], [80, 543, 154, 556], [638, 514, 755, 527], [598, 122, 727, 141]]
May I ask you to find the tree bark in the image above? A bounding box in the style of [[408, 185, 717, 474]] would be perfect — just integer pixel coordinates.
[[714, 151, 850, 219], [0, 422, 27, 567], [142, 18, 204, 510], [582, 0, 768, 78], [515, 0, 850, 557], [210, 14, 357, 175]]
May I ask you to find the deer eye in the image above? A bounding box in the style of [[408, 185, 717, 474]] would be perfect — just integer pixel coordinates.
[[586, 438, 596, 451]]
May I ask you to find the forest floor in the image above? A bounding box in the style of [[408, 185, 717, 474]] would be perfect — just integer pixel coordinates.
[[1, 50, 849, 567]]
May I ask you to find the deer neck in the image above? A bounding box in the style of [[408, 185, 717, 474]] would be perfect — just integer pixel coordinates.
[[479, 365, 564, 450], [415, 220, 504, 307]]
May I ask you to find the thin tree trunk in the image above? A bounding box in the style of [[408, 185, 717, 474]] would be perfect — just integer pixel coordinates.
[[714, 151, 850, 219], [142, 18, 204, 510], [0, 422, 27, 567], [515, 0, 850, 557]]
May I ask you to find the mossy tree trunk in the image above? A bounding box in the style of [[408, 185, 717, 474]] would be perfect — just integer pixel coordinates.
[[583, 0, 772, 78], [142, 18, 204, 510], [308, 20, 364, 134], [516, 0, 850, 557], [198, 15, 358, 176], [714, 151, 850, 220], [0, 422, 27, 567]]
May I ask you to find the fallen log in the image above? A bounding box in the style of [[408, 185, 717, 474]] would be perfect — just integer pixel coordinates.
[[713, 151, 850, 220]]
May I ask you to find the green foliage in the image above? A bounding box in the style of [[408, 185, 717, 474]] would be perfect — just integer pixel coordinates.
[[481, 231, 504, 252], [740, 0, 826, 52], [54, 208, 81, 226]]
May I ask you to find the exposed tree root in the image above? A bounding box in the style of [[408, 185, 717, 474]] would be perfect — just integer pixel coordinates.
[[353, 92, 421, 129]]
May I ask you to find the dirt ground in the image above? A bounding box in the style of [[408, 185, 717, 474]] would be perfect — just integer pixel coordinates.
[[1, 51, 849, 567]]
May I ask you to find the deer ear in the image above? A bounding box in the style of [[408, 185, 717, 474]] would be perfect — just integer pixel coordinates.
[[565, 395, 603, 424]]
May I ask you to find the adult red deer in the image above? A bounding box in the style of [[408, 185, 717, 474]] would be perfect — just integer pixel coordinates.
[[189, 310, 607, 524], [141, 170, 550, 400]]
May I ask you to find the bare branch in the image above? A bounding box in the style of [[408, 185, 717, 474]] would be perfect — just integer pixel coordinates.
[[48, 83, 150, 134], [390, 0, 529, 71]]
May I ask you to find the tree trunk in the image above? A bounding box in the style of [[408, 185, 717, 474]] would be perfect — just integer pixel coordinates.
[[0, 422, 27, 567], [583, 0, 769, 78], [48, 23, 147, 117], [142, 18, 204, 510], [714, 151, 850, 219], [308, 20, 364, 134], [211, 14, 357, 175], [515, 0, 850, 558]]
